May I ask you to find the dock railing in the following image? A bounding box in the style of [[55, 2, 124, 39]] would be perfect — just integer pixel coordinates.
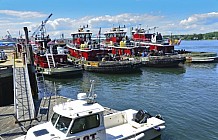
[[13, 52, 36, 123]]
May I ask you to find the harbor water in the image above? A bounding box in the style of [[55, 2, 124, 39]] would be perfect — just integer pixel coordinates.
[[44, 40, 218, 140]]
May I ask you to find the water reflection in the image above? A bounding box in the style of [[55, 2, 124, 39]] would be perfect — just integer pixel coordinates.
[[185, 63, 217, 69], [141, 66, 186, 75], [38, 40, 218, 140], [85, 71, 143, 83]]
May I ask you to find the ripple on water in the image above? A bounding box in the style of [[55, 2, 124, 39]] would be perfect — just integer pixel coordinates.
[[44, 43, 218, 140]]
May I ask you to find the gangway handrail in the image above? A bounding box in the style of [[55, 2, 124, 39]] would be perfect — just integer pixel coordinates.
[[23, 53, 35, 119], [13, 52, 16, 118], [13, 52, 36, 122]]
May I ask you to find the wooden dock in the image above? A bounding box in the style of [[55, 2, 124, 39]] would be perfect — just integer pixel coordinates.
[[0, 96, 118, 140], [0, 96, 70, 140], [0, 49, 36, 140], [0, 50, 23, 68], [0, 49, 118, 140], [0, 49, 36, 123]]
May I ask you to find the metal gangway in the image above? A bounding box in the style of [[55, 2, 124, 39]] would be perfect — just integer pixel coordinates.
[[13, 54, 35, 123]]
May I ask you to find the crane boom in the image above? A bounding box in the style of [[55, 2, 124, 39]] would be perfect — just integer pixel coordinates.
[[44, 13, 53, 25], [32, 13, 53, 37], [7, 31, 11, 37]]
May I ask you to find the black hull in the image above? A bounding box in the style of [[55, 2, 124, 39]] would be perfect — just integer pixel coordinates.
[[43, 70, 83, 78], [142, 60, 183, 68], [84, 61, 142, 74], [37, 66, 83, 78], [141, 56, 186, 68]]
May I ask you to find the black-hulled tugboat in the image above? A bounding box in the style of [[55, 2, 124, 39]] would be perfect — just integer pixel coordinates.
[[131, 27, 186, 67]]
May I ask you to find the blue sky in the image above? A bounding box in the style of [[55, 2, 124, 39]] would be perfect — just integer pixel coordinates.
[[1, 0, 218, 39]]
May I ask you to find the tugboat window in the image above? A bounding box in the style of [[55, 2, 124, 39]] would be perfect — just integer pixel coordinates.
[[55, 115, 72, 133], [70, 114, 100, 134]]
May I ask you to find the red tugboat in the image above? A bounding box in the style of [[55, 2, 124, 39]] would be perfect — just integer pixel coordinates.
[[103, 26, 138, 57], [31, 14, 83, 77], [67, 26, 142, 74], [131, 27, 185, 67], [67, 26, 105, 61], [33, 38, 83, 77]]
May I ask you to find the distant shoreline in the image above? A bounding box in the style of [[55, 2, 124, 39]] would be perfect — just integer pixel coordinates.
[[164, 31, 218, 40]]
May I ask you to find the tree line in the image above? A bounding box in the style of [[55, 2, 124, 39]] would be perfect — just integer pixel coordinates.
[[164, 31, 218, 40]]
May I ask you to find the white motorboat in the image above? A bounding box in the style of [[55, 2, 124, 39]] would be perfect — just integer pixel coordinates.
[[14, 80, 165, 140]]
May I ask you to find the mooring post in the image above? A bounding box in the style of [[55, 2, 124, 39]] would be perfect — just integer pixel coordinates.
[[23, 27, 38, 99]]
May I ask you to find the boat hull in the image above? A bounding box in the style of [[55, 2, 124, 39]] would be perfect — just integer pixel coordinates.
[[185, 56, 218, 63], [83, 61, 142, 74], [141, 56, 185, 68], [123, 128, 162, 140], [37, 66, 83, 78], [180, 51, 218, 63]]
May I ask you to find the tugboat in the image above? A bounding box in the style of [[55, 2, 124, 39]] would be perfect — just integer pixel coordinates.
[[67, 26, 142, 74], [131, 26, 185, 67], [14, 80, 165, 140], [29, 13, 83, 78], [103, 26, 137, 57], [33, 39, 83, 78]]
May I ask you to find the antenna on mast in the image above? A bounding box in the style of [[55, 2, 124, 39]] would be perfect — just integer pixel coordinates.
[[77, 80, 97, 104], [87, 80, 97, 104]]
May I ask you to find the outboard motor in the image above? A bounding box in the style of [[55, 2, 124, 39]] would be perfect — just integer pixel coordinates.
[[135, 110, 151, 124], [155, 114, 163, 120]]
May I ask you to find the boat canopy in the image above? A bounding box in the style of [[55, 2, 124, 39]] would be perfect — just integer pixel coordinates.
[[53, 100, 104, 119]]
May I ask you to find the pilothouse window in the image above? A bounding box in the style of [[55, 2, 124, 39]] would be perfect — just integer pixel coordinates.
[[70, 114, 100, 134], [55, 115, 72, 133]]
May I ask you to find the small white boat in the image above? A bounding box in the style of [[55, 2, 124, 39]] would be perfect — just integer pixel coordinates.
[[14, 80, 165, 140], [186, 56, 215, 63]]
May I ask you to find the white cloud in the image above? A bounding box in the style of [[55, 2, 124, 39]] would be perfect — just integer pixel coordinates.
[[1, 10, 218, 39], [177, 12, 218, 34], [0, 10, 47, 19], [43, 13, 164, 38], [180, 12, 218, 25]]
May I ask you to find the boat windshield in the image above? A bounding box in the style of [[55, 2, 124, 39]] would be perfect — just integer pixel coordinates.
[[51, 112, 59, 126], [70, 114, 100, 134], [55, 115, 72, 133]]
